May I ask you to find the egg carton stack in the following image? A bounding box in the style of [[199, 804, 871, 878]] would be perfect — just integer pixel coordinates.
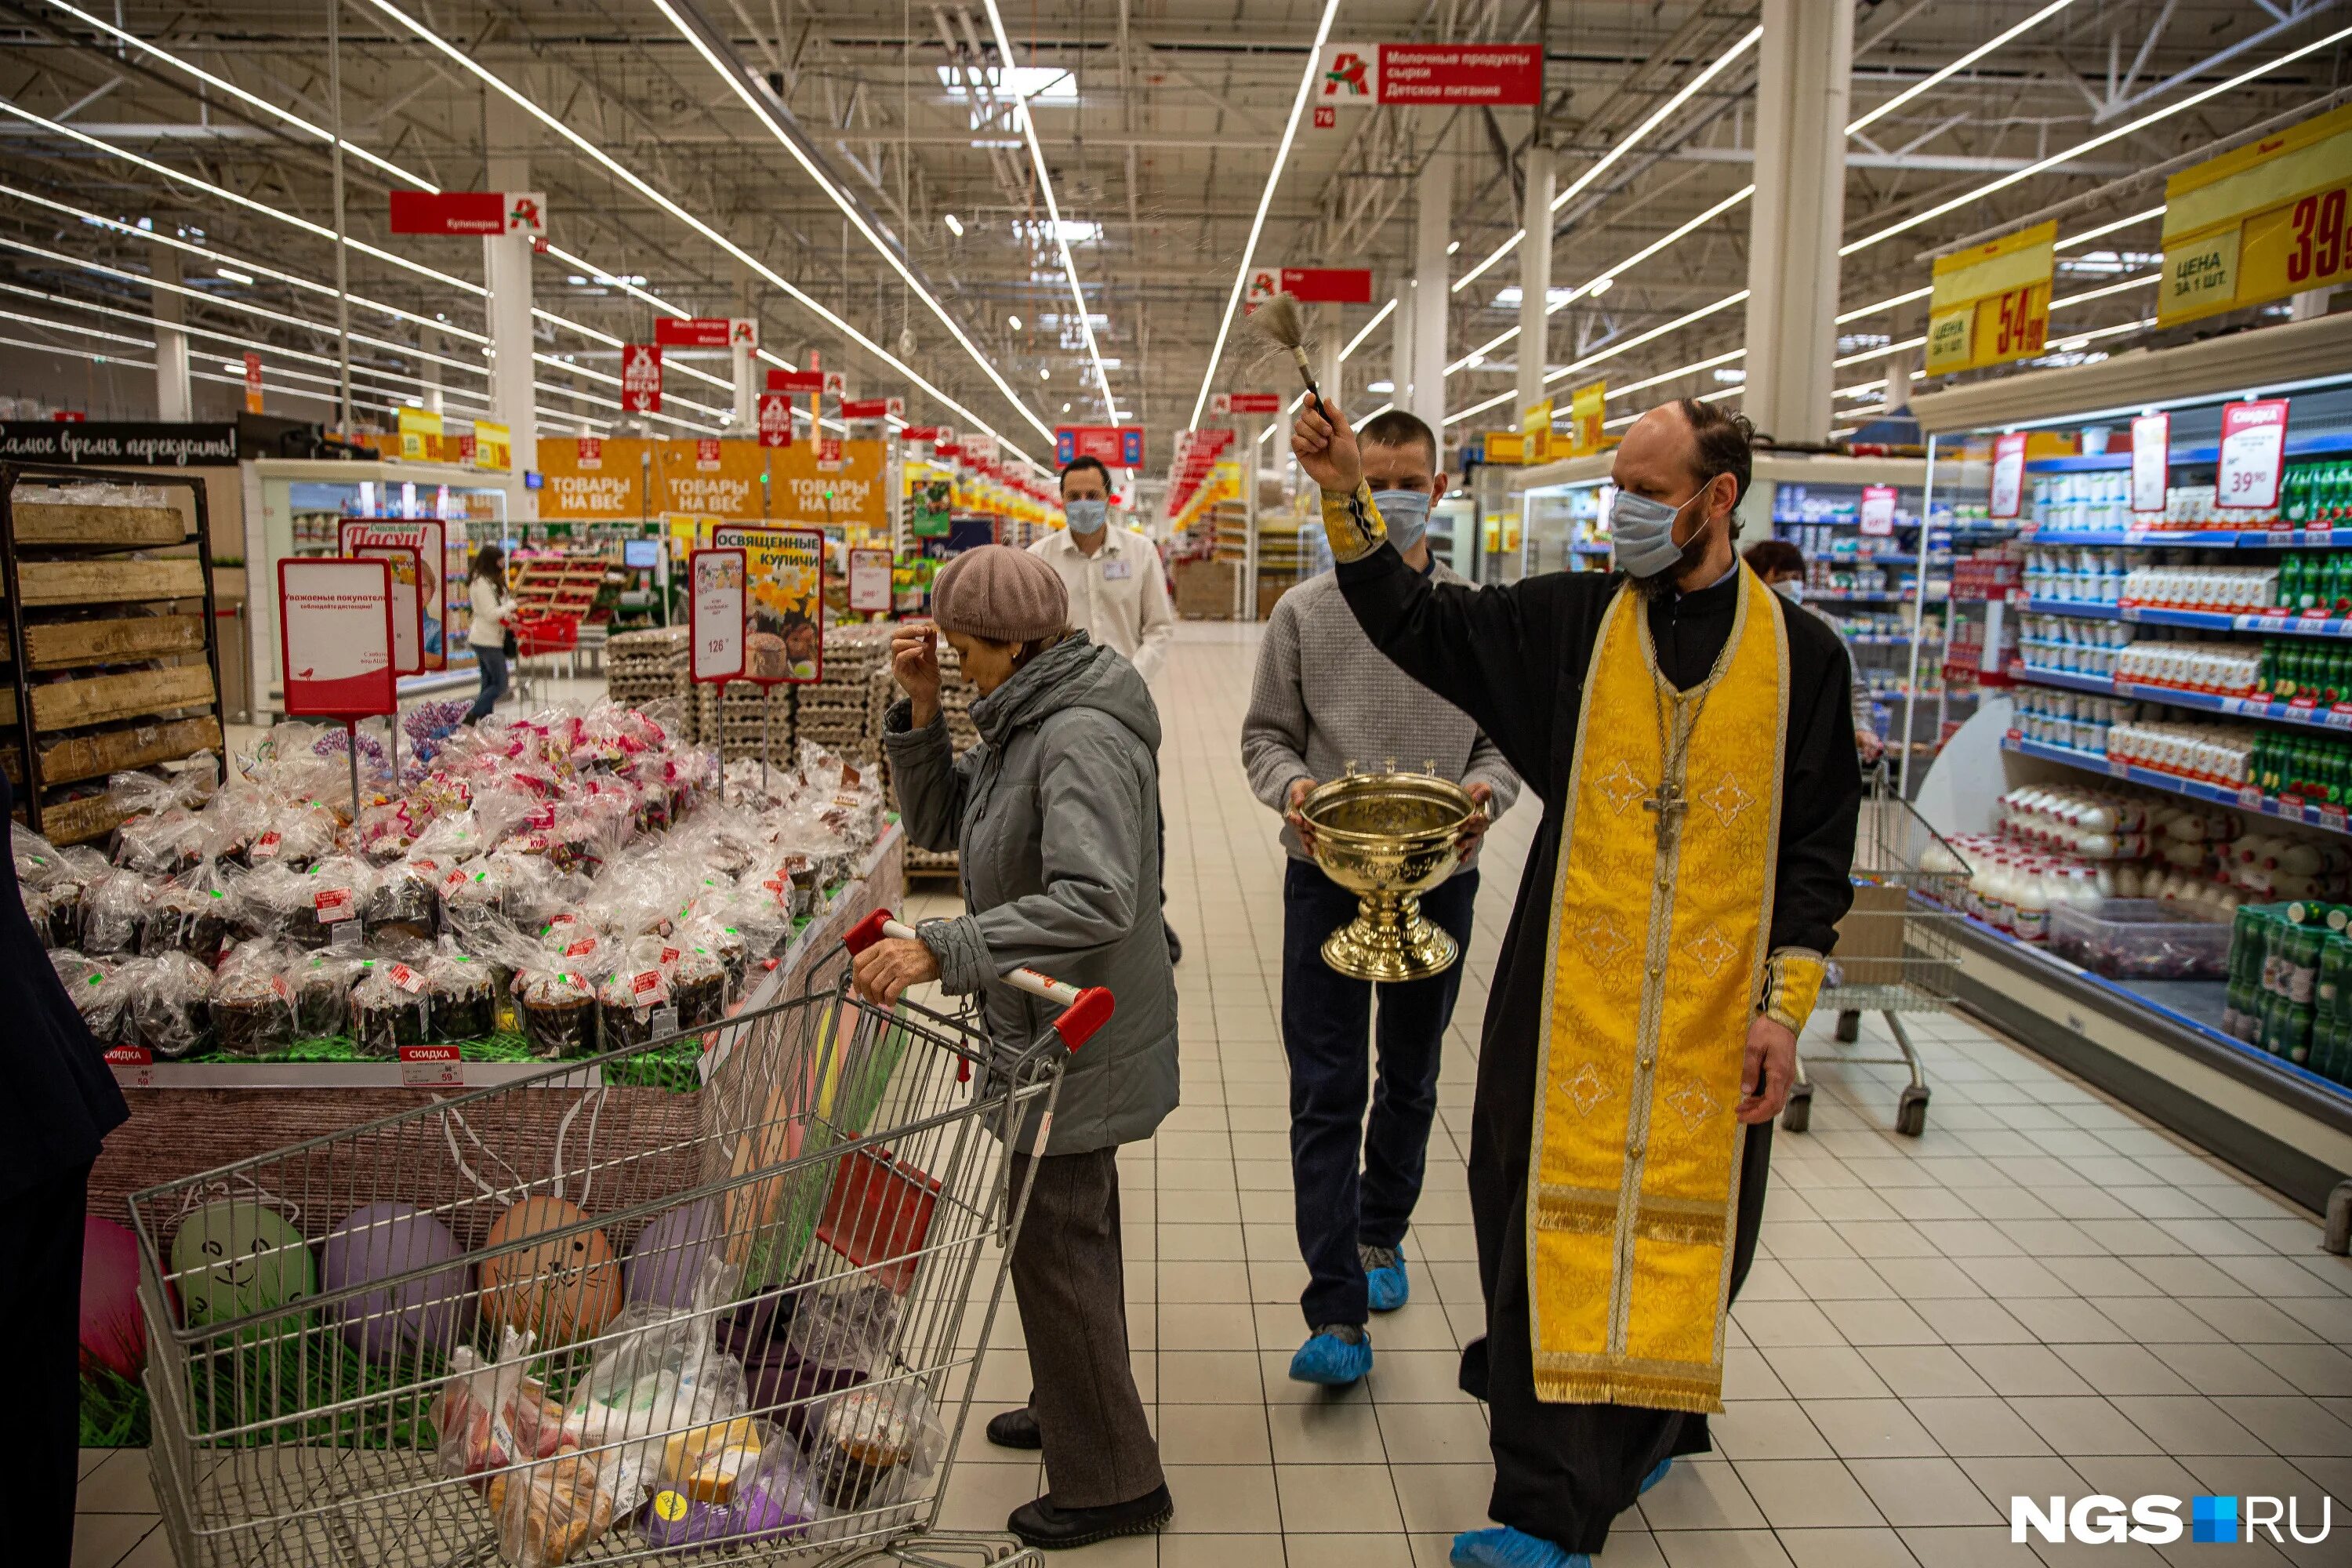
[[696, 681, 794, 765], [877, 640, 982, 876], [604, 626, 693, 739], [793, 623, 892, 764]]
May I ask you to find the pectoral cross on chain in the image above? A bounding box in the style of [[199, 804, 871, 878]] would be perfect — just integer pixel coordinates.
[[1642, 775, 1688, 829]]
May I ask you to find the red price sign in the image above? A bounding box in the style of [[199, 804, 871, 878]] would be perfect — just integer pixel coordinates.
[[1989, 432, 2029, 520], [2216, 399, 2289, 510], [2285, 187, 2350, 287], [2130, 412, 2171, 514], [1859, 485, 1897, 537], [689, 547, 746, 684], [1991, 285, 2048, 359]]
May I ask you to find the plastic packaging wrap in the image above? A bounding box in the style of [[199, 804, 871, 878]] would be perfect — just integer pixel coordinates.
[[366, 853, 442, 942], [426, 938, 499, 1040], [194, 782, 276, 865], [303, 855, 376, 943], [637, 1439, 822, 1552], [245, 798, 343, 869], [665, 942, 728, 1029], [51, 950, 125, 1044], [14, 823, 61, 887], [598, 937, 677, 1051], [208, 940, 299, 1058], [140, 863, 235, 964], [82, 868, 156, 956], [434, 1329, 622, 1566], [802, 1383, 941, 1514], [289, 949, 363, 1037], [350, 957, 432, 1057], [39, 846, 108, 949], [125, 951, 217, 1059], [229, 861, 325, 948], [566, 1287, 750, 1504], [513, 967, 600, 1058]]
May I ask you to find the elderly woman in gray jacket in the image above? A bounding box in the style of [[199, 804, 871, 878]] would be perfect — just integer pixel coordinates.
[[853, 544, 1178, 1552]]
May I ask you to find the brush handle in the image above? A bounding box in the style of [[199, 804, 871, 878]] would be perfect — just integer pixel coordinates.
[[1289, 347, 1328, 420]]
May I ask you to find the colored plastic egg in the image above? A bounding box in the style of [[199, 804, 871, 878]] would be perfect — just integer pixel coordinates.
[[169, 1200, 314, 1331], [624, 1200, 718, 1311], [479, 1196, 621, 1347], [321, 1202, 474, 1362]]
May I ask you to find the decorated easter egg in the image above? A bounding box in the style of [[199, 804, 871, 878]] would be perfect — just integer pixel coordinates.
[[321, 1202, 474, 1362], [624, 1200, 718, 1310], [169, 1200, 314, 1330], [79, 1217, 149, 1380], [479, 1196, 621, 1347]]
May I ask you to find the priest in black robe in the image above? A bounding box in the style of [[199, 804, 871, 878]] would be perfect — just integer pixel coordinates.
[[1293, 395, 1861, 1568]]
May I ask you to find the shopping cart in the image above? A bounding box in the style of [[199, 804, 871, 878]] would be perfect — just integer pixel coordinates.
[[512, 611, 584, 699], [129, 910, 1111, 1568], [1784, 760, 1973, 1138]]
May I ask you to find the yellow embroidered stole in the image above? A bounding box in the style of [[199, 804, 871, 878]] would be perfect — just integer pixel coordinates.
[[1528, 567, 1790, 1414]]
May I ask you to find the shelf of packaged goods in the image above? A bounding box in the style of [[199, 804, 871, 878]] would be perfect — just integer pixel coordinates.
[[2025, 430, 2352, 475], [2017, 524, 2349, 546], [2020, 597, 2352, 638], [1810, 590, 1927, 603], [2013, 665, 2352, 731], [2001, 734, 2352, 836], [1839, 633, 1942, 646]]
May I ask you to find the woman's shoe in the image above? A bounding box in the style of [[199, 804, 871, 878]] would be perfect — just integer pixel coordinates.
[[985, 1406, 1042, 1450], [1449, 1526, 1591, 1567], [1008, 1483, 1174, 1549], [1360, 1243, 1410, 1312], [1287, 1324, 1372, 1385]]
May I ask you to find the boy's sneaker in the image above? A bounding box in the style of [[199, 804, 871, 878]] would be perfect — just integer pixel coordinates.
[[1360, 1243, 1410, 1312], [1287, 1323, 1373, 1385]]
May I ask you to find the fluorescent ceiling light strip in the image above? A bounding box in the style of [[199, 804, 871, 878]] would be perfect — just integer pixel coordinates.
[[1454, 27, 1760, 297], [527, 302, 732, 392], [1846, 0, 2079, 135], [1606, 347, 1748, 401], [1844, 22, 2352, 255], [2054, 205, 2167, 250], [1836, 285, 1932, 325], [0, 182, 490, 346], [0, 307, 154, 349], [981, 0, 1116, 418], [1188, 0, 1344, 430], [1833, 333, 1926, 368], [637, 0, 1051, 452], [531, 351, 731, 420], [1446, 185, 1755, 376], [0, 96, 481, 296], [1445, 289, 1748, 426], [0, 233, 488, 373], [532, 378, 720, 434], [0, 330, 149, 365], [34, 0, 437, 191], [1339, 298, 1398, 361]]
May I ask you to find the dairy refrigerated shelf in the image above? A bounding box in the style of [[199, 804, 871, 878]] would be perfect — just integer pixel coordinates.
[[2021, 597, 2352, 637], [2013, 665, 2352, 731], [2000, 734, 2352, 835]]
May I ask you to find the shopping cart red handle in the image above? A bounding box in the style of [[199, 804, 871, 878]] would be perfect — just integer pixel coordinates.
[[846, 908, 1114, 1050]]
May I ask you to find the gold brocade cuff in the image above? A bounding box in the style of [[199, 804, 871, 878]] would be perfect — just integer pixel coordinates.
[[1759, 948, 1826, 1034], [1319, 481, 1388, 563]]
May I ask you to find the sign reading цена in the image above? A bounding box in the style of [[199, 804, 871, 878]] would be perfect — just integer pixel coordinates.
[[2159, 102, 2352, 325], [280, 557, 395, 721], [2216, 399, 2290, 510], [1314, 43, 1541, 106], [2130, 412, 2171, 514], [388, 191, 547, 236], [621, 343, 662, 413], [1989, 432, 2029, 520], [689, 547, 746, 684]]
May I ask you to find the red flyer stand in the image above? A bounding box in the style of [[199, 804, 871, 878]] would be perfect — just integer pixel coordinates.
[[278, 557, 396, 818]]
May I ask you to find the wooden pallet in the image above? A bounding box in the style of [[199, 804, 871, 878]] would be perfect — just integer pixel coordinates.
[[9, 503, 186, 548]]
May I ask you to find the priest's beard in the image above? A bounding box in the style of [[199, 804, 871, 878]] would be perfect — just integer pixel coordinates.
[[1628, 510, 1736, 599]]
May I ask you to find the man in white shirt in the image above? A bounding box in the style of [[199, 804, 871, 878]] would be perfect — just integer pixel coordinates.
[[1029, 456, 1181, 961], [1029, 457, 1176, 684]]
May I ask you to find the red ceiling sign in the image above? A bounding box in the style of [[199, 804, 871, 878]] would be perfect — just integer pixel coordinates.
[[620, 344, 662, 413], [1278, 267, 1374, 303], [655, 317, 735, 348], [757, 392, 794, 448], [389, 190, 549, 236], [838, 397, 902, 420], [1377, 43, 1541, 105], [766, 368, 825, 394], [1223, 393, 1285, 415], [1056, 426, 1147, 467]]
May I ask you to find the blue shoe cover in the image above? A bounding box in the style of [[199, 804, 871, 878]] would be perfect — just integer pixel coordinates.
[[1363, 1245, 1410, 1313], [1448, 1526, 1591, 1567], [1640, 1456, 1673, 1494], [1287, 1327, 1372, 1386]]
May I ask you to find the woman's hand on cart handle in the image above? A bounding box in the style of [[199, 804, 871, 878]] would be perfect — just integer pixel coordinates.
[[892, 623, 943, 729], [851, 933, 940, 1007], [845, 910, 1117, 1051]]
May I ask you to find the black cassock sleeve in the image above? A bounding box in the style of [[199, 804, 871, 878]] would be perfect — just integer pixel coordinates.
[[1334, 542, 1605, 803], [1771, 614, 1863, 955]]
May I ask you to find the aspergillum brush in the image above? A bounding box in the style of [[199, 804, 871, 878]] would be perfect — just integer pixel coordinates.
[[1250, 291, 1328, 420]]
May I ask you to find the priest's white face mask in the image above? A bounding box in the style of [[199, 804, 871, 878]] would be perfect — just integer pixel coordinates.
[[1610, 406, 1740, 597]]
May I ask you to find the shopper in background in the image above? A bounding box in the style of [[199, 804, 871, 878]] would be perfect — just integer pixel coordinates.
[[1743, 539, 1885, 764], [463, 544, 515, 724], [1032, 456, 1184, 964], [0, 770, 129, 1567], [1242, 407, 1520, 1388], [1295, 394, 1860, 1568], [861, 544, 1178, 1550]]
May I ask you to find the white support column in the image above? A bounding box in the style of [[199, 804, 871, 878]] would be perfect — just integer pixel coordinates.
[[1741, 0, 1853, 444], [732, 261, 757, 428], [420, 329, 445, 414], [1410, 123, 1452, 440], [1388, 282, 1414, 415], [1515, 146, 1555, 439], [484, 93, 539, 515], [152, 249, 191, 422]]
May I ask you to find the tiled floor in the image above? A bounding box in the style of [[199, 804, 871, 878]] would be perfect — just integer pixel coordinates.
[[77, 622, 2352, 1566]]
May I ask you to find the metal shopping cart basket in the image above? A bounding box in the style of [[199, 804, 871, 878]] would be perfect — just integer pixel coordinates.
[[129, 910, 1112, 1568], [1784, 760, 1973, 1138], [511, 611, 584, 701]]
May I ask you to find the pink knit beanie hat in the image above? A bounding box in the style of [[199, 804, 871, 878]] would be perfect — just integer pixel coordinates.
[[930, 546, 1069, 643]]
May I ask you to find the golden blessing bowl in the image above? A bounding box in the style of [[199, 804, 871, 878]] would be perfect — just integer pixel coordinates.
[[1300, 768, 1477, 982]]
